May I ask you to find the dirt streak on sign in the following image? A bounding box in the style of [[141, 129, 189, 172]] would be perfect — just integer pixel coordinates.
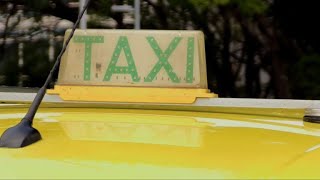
[[58, 30, 208, 88]]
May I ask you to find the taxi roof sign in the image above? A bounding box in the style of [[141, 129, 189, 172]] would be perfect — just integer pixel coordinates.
[[48, 30, 217, 103], [58, 30, 207, 88]]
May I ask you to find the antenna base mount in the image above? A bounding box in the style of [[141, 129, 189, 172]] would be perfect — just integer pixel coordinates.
[[0, 119, 41, 148]]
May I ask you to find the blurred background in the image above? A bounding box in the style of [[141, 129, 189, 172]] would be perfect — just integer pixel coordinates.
[[0, 0, 319, 99]]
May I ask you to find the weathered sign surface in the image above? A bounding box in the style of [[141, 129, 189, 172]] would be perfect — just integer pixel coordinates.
[[57, 30, 208, 88]]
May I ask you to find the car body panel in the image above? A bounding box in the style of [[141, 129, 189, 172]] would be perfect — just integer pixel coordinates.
[[1, 106, 320, 179]]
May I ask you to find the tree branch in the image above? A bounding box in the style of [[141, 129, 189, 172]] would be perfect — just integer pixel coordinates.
[[0, 3, 17, 61]]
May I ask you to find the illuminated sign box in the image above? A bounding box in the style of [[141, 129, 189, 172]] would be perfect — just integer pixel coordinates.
[[48, 30, 217, 103]]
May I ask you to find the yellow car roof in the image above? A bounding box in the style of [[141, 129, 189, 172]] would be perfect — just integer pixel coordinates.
[[1, 105, 320, 179]]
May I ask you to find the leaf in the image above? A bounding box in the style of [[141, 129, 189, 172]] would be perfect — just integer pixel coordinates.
[[231, 0, 268, 15], [25, 0, 49, 10]]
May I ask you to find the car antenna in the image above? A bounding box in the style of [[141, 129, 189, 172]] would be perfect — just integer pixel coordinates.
[[0, 0, 91, 148]]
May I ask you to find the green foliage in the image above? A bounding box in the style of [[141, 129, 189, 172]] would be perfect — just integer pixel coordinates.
[[25, 0, 49, 10], [188, 0, 229, 8], [22, 40, 51, 87], [0, 0, 318, 99], [90, 0, 113, 17], [188, 0, 267, 15], [290, 55, 320, 99], [0, 44, 19, 86], [232, 0, 268, 15]]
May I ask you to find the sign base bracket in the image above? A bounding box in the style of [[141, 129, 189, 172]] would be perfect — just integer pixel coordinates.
[[47, 85, 217, 104]]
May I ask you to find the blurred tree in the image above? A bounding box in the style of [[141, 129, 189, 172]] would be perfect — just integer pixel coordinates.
[[1, 0, 320, 99], [290, 55, 320, 99], [273, 0, 320, 99], [0, 43, 19, 86], [22, 40, 51, 87], [0, 1, 17, 63], [141, 0, 269, 97]]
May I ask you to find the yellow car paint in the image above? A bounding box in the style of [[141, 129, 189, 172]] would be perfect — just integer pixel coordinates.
[[47, 85, 216, 104], [0, 107, 320, 179]]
